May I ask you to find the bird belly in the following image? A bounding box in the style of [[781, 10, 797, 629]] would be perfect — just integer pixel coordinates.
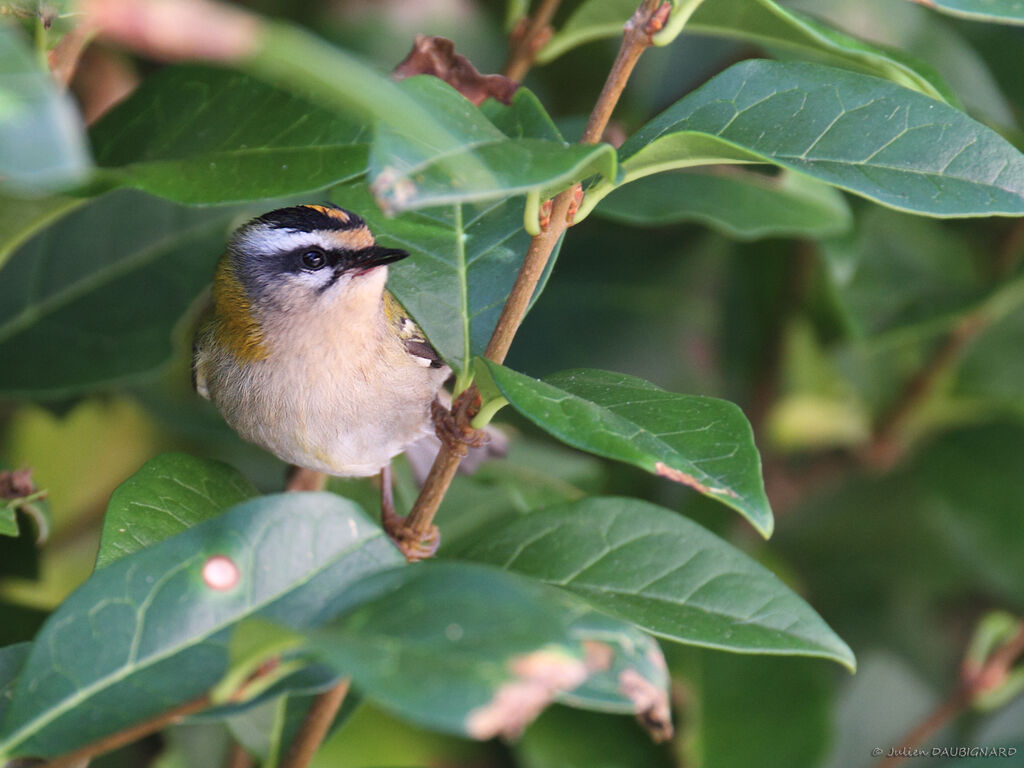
[[205, 335, 447, 477]]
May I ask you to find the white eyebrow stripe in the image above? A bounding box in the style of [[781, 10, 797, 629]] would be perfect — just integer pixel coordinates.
[[236, 228, 342, 255]]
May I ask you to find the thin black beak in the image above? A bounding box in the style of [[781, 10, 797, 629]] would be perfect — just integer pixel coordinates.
[[350, 246, 409, 270]]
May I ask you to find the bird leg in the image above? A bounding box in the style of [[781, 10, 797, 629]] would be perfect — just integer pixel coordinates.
[[286, 466, 327, 492], [379, 463, 440, 561], [432, 392, 489, 457]]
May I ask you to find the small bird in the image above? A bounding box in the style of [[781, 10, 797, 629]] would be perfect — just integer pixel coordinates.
[[192, 203, 452, 557]]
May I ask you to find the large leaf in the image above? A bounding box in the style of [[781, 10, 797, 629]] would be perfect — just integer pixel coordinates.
[[586, 59, 1024, 219], [465, 498, 855, 670], [95, 453, 258, 569], [0, 22, 90, 192], [517, 707, 673, 768], [595, 169, 852, 241], [539, 0, 951, 102], [0, 190, 237, 398], [89, 65, 368, 205], [911, 0, 1024, 25], [368, 77, 615, 213], [308, 562, 671, 740], [0, 492, 403, 760], [481, 363, 772, 536]]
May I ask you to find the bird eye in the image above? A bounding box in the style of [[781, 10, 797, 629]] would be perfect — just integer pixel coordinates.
[[301, 249, 326, 270]]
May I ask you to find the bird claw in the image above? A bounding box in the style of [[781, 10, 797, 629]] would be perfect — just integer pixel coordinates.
[[381, 506, 440, 562], [432, 397, 488, 457]]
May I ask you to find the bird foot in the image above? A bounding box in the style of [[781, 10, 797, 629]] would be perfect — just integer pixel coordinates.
[[432, 395, 489, 457], [381, 505, 440, 562]]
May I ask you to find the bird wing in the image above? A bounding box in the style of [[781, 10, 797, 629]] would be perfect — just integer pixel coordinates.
[[383, 291, 444, 369], [190, 292, 216, 400]]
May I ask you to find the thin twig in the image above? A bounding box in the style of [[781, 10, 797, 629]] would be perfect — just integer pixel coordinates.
[[43, 696, 210, 768], [874, 621, 1024, 768], [279, 679, 351, 768], [861, 312, 986, 470], [399, 0, 669, 544], [503, 0, 562, 82]]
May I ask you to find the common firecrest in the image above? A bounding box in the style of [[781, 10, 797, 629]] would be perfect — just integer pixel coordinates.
[[192, 203, 452, 553]]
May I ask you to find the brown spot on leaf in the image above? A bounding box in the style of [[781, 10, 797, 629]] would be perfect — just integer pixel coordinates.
[[654, 461, 738, 498], [466, 647, 588, 740], [619, 668, 673, 742], [393, 35, 518, 106], [80, 0, 261, 62]]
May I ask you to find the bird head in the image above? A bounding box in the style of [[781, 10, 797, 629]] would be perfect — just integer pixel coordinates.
[[225, 203, 409, 311]]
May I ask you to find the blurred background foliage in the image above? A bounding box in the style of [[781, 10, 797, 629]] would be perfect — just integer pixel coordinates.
[[1, 0, 1023, 766]]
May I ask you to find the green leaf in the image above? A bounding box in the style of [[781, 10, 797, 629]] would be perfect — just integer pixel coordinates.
[[330, 181, 549, 383], [0, 643, 29, 725], [595, 169, 852, 241], [685, 0, 953, 102], [0, 190, 239, 399], [481, 363, 773, 536], [465, 498, 855, 670], [597, 59, 1024, 219], [95, 453, 258, 570], [911, 0, 1024, 25], [0, 21, 90, 192], [540, 0, 951, 103], [0, 193, 84, 271], [89, 65, 368, 205], [368, 77, 616, 213], [308, 562, 671, 740], [0, 492, 403, 760]]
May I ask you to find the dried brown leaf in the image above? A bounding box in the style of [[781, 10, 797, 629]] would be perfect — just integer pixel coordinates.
[[392, 35, 518, 106]]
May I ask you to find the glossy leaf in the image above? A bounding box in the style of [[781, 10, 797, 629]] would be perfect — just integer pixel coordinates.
[[465, 498, 855, 670], [0, 492, 403, 760], [95, 452, 258, 569], [481, 362, 772, 536], [368, 76, 615, 213], [330, 181, 543, 383], [595, 169, 852, 241], [540, 0, 951, 103], [686, 0, 953, 101], [601, 59, 1024, 219], [89, 65, 368, 204], [309, 562, 671, 739], [0, 22, 90, 192], [0, 190, 238, 399], [911, 0, 1024, 25]]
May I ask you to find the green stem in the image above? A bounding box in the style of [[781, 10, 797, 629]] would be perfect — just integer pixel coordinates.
[[470, 396, 509, 429]]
